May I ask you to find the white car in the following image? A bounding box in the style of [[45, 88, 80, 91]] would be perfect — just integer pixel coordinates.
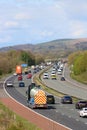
[[43, 72, 49, 79], [6, 81, 13, 87], [57, 69, 62, 75], [79, 108, 87, 117], [51, 69, 56, 74], [52, 68, 56, 71], [51, 72, 56, 76], [13, 73, 17, 76]]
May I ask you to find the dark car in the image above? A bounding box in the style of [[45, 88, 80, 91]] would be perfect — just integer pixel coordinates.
[[19, 81, 25, 87], [33, 68, 37, 74], [75, 100, 87, 109], [47, 95, 55, 104], [60, 76, 65, 81], [61, 95, 73, 104], [28, 70, 31, 73]]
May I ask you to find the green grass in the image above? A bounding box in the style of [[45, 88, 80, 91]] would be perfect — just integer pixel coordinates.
[[33, 68, 80, 103], [71, 71, 87, 84], [0, 66, 85, 130], [0, 102, 41, 130]]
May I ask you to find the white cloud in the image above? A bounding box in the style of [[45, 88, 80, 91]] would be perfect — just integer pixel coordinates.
[[72, 30, 84, 37], [40, 30, 53, 37], [15, 13, 31, 20], [5, 21, 19, 28], [0, 36, 11, 43], [70, 21, 85, 37], [0, 0, 87, 47], [16, 0, 25, 2]]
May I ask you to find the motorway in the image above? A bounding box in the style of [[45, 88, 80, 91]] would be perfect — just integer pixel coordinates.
[[42, 65, 87, 100], [5, 67, 87, 130]]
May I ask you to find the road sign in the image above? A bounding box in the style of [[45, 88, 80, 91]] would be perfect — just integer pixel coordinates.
[[21, 64, 28, 67]]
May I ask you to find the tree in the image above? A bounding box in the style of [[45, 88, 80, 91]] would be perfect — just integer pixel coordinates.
[[70, 51, 87, 75]]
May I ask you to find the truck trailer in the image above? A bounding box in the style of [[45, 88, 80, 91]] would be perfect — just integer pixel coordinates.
[[16, 65, 22, 75], [27, 83, 47, 109]]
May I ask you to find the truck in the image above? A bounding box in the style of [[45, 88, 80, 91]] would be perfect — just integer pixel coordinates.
[[24, 67, 29, 74], [16, 65, 22, 75], [27, 83, 47, 109]]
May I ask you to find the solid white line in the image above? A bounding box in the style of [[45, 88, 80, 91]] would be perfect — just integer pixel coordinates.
[[63, 64, 87, 90], [3, 75, 72, 130]]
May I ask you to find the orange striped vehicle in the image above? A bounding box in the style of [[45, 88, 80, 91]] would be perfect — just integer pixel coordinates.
[[27, 85, 47, 109], [34, 90, 47, 108]]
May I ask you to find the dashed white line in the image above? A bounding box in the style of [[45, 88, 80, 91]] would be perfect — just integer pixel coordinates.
[[70, 109, 74, 111], [76, 119, 79, 121], [55, 110, 58, 113], [68, 116, 71, 118], [61, 113, 65, 116]]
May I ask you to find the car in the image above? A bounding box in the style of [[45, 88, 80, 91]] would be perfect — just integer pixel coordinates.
[[19, 81, 25, 87], [51, 70, 56, 74], [43, 72, 49, 79], [60, 76, 65, 81], [52, 68, 56, 72], [27, 73, 32, 79], [57, 69, 62, 75], [33, 68, 37, 74], [51, 72, 57, 80], [13, 73, 17, 76], [18, 75, 22, 81], [75, 100, 87, 109], [28, 70, 31, 73], [79, 108, 87, 117], [61, 95, 73, 104], [6, 81, 13, 87], [47, 95, 55, 104]]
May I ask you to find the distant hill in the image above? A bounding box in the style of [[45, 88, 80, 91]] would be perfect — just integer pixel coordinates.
[[0, 44, 35, 52], [0, 38, 87, 59]]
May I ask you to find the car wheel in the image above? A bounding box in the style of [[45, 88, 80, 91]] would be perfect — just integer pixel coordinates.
[[79, 115, 81, 117], [75, 105, 78, 109], [82, 115, 84, 118]]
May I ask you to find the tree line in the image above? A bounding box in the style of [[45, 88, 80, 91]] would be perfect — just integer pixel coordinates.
[[0, 50, 44, 75], [68, 50, 87, 75]]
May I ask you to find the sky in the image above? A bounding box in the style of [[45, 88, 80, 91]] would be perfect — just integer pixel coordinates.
[[0, 0, 87, 48]]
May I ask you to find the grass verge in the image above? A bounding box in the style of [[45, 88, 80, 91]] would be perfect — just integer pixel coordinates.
[[0, 102, 41, 130], [33, 68, 80, 103], [71, 71, 87, 85]]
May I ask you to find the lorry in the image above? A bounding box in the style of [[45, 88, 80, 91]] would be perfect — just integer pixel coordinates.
[[16, 65, 22, 75], [24, 67, 29, 74], [27, 83, 47, 109]]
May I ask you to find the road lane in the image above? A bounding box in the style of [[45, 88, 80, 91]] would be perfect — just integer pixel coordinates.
[[42, 67, 87, 100], [4, 70, 87, 130]]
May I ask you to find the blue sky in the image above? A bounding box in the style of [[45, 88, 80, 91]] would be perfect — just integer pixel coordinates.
[[0, 0, 87, 48]]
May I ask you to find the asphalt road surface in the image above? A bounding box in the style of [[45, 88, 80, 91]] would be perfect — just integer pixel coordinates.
[[4, 69, 87, 130]]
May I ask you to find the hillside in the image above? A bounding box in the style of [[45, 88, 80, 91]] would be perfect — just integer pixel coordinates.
[[0, 38, 87, 59]]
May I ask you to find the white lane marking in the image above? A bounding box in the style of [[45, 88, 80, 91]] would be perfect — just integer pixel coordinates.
[[61, 113, 65, 116], [55, 110, 59, 113], [68, 116, 71, 118], [3, 75, 72, 130], [76, 119, 79, 121], [70, 109, 74, 111]]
